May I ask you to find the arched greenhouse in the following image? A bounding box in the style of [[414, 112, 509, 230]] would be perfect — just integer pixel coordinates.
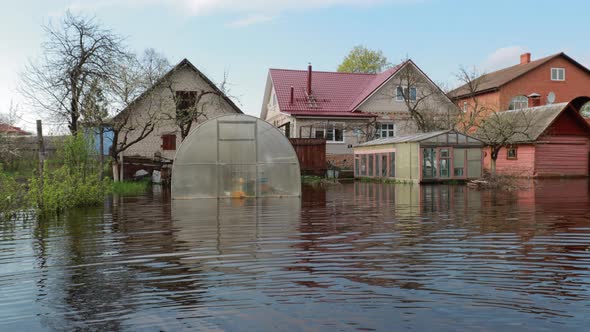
[[172, 115, 301, 199]]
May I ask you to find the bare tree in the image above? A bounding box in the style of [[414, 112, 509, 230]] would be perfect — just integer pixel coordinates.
[[394, 60, 459, 132], [0, 101, 21, 126], [20, 11, 127, 135], [163, 71, 234, 140], [106, 49, 170, 181], [453, 66, 533, 175], [476, 110, 533, 174]]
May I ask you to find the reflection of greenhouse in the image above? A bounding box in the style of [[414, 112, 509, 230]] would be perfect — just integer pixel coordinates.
[[353, 130, 484, 183], [172, 115, 301, 199]]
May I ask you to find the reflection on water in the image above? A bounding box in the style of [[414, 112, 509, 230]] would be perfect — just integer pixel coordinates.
[[1, 180, 590, 331]]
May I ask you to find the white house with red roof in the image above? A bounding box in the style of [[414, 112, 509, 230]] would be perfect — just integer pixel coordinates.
[[260, 60, 457, 168]]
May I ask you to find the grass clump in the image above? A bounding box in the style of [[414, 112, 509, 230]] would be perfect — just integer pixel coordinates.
[[0, 166, 25, 220], [112, 180, 150, 196]]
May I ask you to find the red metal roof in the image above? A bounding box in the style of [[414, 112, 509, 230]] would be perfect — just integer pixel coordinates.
[[269, 63, 404, 117], [0, 123, 29, 135]]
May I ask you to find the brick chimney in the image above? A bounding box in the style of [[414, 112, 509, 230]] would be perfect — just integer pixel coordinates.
[[520, 52, 531, 65], [307, 63, 312, 96]]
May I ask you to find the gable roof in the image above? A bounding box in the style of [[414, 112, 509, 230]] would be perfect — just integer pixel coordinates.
[[266, 61, 419, 118], [356, 129, 483, 147], [115, 58, 242, 120], [477, 98, 590, 143], [449, 52, 590, 99]]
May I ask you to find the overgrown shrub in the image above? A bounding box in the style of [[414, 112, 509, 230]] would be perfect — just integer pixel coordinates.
[[0, 165, 25, 220], [112, 180, 150, 196], [27, 134, 111, 213]]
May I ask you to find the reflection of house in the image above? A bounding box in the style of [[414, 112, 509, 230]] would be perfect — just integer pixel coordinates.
[[260, 61, 457, 168], [449, 52, 590, 113], [481, 97, 590, 177], [353, 130, 484, 183]]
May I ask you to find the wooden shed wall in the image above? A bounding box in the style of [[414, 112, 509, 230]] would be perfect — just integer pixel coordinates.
[[534, 136, 589, 177], [483, 145, 535, 177]]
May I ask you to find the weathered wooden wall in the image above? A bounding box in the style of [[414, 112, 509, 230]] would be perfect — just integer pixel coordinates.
[[289, 138, 326, 175], [535, 136, 589, 177]]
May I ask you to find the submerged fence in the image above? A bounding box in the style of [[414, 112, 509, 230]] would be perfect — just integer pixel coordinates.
[[289, 138, 326, 176]]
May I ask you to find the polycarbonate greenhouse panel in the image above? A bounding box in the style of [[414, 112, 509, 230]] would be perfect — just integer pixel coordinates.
[[172, 115, 301, 199]]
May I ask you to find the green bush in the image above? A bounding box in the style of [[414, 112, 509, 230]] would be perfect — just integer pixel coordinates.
[[27, 134, 111, 214], [0, 166, 25, 220]]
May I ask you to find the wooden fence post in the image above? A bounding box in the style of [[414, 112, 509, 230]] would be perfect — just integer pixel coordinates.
[[36, 120, 45, 208]]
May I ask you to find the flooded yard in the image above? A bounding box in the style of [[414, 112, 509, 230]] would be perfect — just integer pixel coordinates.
[[1, 180, 590, 331]]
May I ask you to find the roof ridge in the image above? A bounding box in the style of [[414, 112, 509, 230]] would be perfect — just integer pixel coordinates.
[[269, 68, 377, 75]]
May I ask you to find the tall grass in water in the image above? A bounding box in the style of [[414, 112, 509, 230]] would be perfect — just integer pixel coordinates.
[[0, 166, 25, 220], [112, 181, 150, 196], [27, 134, 111, 214]]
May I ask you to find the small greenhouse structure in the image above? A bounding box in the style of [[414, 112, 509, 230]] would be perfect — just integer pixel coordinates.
[[172, 115, 301, 199], [353, 130, 484, 183]]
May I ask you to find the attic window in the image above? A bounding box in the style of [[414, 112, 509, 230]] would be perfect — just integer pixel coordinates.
[[509, 96, 528, 110], [396, 86, 417, 102], [176, 91, 197, 110], [551, 68, 565, 81]]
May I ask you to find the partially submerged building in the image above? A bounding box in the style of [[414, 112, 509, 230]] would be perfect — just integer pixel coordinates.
[[480, 97, 590, 177], [353, 130, 484, 183], [172, 115, 301, 199]]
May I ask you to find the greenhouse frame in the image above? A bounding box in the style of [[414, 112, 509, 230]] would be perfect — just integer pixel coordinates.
[[353, 130, 484, 183], [172, 115, 301, 199]]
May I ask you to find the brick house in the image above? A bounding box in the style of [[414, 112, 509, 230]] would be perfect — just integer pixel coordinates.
[[260, 60, 457, 169], [114, 58, 242, 162], [449, 52, 590, 114]]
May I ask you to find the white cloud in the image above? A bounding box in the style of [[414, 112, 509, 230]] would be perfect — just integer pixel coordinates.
[[481, 46, 529, 72], [63, 0, 416, 26]]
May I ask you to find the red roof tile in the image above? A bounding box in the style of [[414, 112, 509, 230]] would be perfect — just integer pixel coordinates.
[[269, 63, 404, 117], [0, 123, 29, 135]]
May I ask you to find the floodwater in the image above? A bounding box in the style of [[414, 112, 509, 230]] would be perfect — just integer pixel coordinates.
[[1, 181, 590, 331]]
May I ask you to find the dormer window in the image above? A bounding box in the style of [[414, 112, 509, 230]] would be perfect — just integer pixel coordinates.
[[551, 68, 565, 81]]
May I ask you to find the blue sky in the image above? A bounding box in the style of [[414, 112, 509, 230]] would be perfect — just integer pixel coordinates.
[[1, 0, 589, 131]]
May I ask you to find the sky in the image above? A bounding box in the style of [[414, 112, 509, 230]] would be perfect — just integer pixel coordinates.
[[1, 0, 590, 132]]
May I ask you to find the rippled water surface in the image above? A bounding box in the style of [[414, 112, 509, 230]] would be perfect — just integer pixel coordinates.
[[1, 180, 590, 331]]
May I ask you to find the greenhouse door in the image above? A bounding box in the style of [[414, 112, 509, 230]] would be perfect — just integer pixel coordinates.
[[217, 119, 258, 198]]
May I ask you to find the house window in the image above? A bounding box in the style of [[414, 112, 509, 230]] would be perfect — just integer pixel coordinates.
[[509, 95, 528, 110], [507, 146, 518, 160], [396, 86, 417, 102], [463, 102, 468, 113], [326, 125, 344, 143], [175, 91, 197, 110], [162, 134, 177, 151], [551, 68, 565, 81], [314, 129, 325, 139], [377, 123, 395, 138]]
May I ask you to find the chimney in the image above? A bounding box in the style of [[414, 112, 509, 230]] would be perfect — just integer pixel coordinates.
[[528, 93, 541, 107], [520, 52, 531, 65], [307, 63, 312, 96], [290, 86, 294, 104]]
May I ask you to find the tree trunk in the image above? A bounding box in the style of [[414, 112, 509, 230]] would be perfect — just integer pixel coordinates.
[[490, 158, 497, 175], [112, 160, 119, 183]]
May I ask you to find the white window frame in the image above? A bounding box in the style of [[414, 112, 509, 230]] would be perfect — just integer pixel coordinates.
[[509, 95, 529, 110], [377, 122, 395, 138], [551, 68, 565, 81], [462, 102, 468, 113], [326, 124, 345, 144], [395, 86, 417, 102]]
